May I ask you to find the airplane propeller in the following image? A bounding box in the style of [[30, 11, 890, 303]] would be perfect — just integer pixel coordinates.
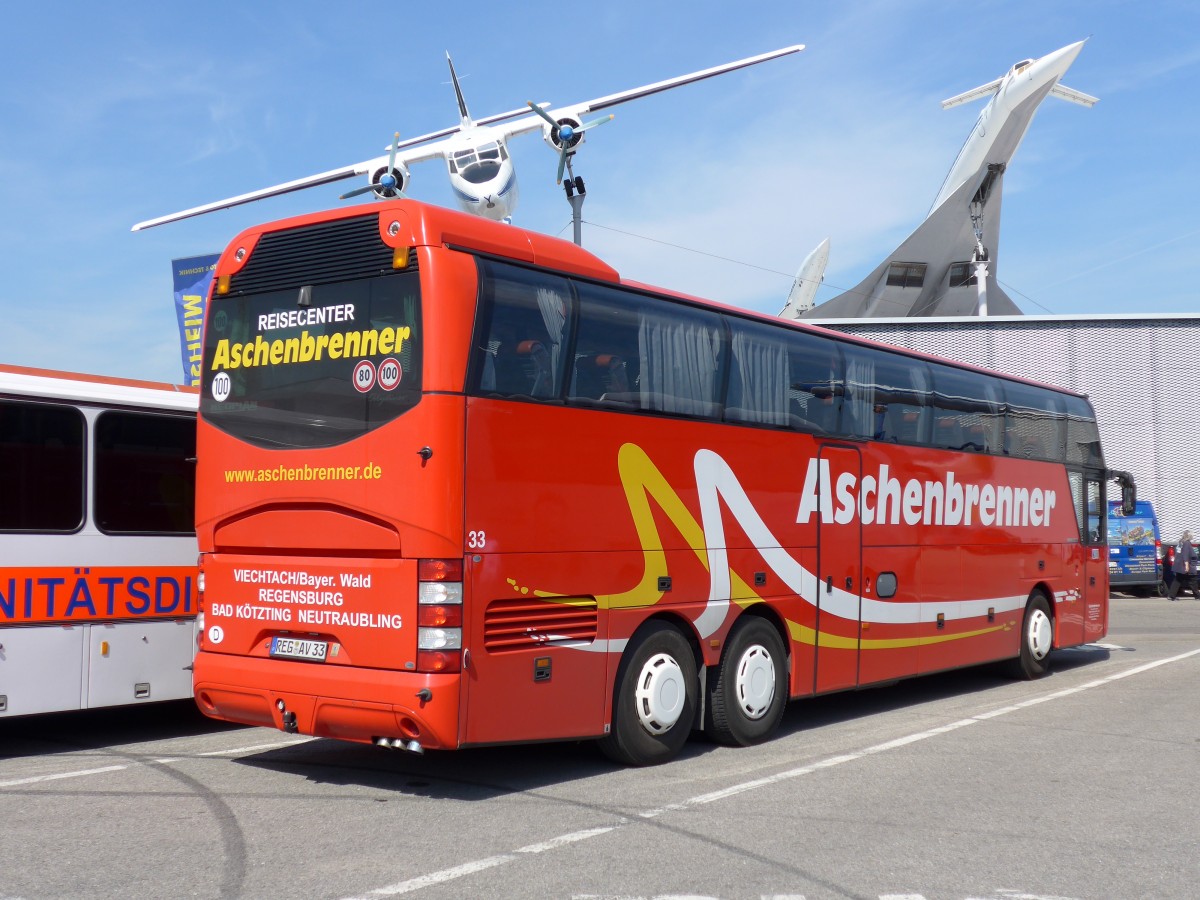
[[526, 103, 614, 184], [340, 132, 407, 200]]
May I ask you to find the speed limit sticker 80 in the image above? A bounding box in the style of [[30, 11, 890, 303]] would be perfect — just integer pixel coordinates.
[[352, 359, 376, 393]]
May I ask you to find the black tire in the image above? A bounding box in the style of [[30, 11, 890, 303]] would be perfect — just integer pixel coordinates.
[[705, 617, 787, 747], [1156, 579, 1168, 598], [1008, 593, 1053, 680], [599, 622, 697, 766]]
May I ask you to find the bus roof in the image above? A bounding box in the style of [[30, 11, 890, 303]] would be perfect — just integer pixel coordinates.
[[0, 364, 198, 411], [214, 198, 620, 287], [215, 198, 1086, 404]]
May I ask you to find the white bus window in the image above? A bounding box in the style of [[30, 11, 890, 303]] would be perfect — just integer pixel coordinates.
[[95, 412, 196, 535], [0, 401, 85, 533]]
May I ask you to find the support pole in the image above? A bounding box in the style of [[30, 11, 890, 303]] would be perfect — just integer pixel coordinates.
[[969, 200, 989, 316], [563, 156, 585, 247]]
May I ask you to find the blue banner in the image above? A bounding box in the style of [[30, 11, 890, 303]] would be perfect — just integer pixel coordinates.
[[172, 254, 219, 386]]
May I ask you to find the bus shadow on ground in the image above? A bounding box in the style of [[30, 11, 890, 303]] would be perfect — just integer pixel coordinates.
[[233, 646, 1113, 797], [0, 700, 247, 760], [770, 643, 1113, 742]]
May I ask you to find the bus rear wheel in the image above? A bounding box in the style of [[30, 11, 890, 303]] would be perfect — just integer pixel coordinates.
[[705, 617, 787, 746], [1009, 592, 1053, 680], [599, 622, 697, 766]]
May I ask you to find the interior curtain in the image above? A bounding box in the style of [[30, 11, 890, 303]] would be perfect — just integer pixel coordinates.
[[638, 314, 720, 415]]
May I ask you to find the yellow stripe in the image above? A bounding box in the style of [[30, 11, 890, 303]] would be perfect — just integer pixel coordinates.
[[787, 618, 1015, 650]]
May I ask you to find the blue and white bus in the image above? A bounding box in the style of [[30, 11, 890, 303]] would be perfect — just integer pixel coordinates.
[[1106, 499, 1162, 596]]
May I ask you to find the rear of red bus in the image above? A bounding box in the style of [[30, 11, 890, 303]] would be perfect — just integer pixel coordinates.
[[191, 202, 540, 750]]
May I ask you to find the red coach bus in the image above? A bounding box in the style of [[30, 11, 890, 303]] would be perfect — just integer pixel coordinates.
[[192, 199, 1125, 765]]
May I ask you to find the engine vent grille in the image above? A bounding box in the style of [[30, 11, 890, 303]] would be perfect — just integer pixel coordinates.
[[229, 215, 408, 294], [483, 596, 598, 652]]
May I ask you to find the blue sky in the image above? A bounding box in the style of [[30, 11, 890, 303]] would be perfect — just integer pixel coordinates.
[[1, 0, 1196, 384]]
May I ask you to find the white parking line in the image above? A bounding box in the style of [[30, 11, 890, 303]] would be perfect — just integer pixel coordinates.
[[0, 738, 313, 788], [0, 764, 127, 788], [343, 648, 1200, 899], [196, 738, 314, 756]]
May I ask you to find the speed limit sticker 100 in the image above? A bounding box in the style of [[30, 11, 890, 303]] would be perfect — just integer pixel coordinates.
[[378, 357, 402, 391]]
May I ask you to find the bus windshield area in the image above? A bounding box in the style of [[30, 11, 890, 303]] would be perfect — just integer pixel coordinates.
[[200, 271, 422, 450]]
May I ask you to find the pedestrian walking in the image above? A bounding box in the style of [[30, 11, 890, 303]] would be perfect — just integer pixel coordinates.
[[1168, 530, 1199, 600]]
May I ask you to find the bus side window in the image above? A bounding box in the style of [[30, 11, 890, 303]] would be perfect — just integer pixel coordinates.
[[785, 329, 844, 435], [637, 303, 724, 419], [1004, 382, 1065, 460], [470, 260, 574, 401], [725, 318, 791, 427], [0, 400, 85, 533], [930, 364, 1003, 453], [95, 411, 195, 535], [571, 282, 643, 409], [841, 345, 930, 442]]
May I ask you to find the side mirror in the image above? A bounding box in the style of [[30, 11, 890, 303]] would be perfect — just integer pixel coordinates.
[[1121, 482, 1136, 517], [1108, 469, 1137, 517]]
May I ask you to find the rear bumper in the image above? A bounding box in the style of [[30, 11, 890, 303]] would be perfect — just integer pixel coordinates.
[[193, 650, 462, 749]]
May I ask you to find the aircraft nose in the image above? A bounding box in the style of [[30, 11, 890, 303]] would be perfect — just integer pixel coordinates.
[[1031, 39, 1087, 82]]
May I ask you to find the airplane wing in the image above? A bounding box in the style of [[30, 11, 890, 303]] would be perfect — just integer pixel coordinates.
[[133, 103, 563, 230], [941, 77, 1003, 109], [578, 43, 805, 113], [1050, 83, 1099, 107], [131, 138, 458, 232], [486, 43, 806, 141]]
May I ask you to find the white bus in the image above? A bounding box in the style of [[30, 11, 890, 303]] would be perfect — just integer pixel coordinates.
[[0, 365, 198, 716]]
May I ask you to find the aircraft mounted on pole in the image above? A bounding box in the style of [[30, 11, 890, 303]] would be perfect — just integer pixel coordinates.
[[792, 40, 1096, 320], [132, 44, 804, 232]]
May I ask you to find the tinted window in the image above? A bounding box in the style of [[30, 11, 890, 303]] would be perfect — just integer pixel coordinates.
[[0, 401, 85, 532], [725, 318, 793, 427], [470, 260, 573, 400], [1063, 394, 1103, 468], [787, 331, 845, 434], [201, 272, 421, 449], [842, 344, 931, 443], [569, 281, 725, 419], [95, 412, 195, 535], [930, 365, 1004, 453], [1004, 382, 1065, 461]]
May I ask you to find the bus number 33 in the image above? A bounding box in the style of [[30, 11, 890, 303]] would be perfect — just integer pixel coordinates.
[[468, 530, 486, 549]]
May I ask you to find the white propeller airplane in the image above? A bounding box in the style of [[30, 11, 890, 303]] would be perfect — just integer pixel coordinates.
[[131, 44, 804, 232]]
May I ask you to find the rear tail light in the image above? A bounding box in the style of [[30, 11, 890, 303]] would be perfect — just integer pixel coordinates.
[[417, 558, 463, 673], [196, 554, 207, 650]]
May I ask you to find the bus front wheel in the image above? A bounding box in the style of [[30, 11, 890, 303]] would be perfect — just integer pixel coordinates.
[[1009, 593, 1053, 680], [705, 617, 787, 746], [599, 622, 697, 766]]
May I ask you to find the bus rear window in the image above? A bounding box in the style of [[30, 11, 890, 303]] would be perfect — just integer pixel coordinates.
[[200, 272, 421, 449]]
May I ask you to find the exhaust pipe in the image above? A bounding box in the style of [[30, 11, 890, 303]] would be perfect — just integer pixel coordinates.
[[373, 737, 424, 754]]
